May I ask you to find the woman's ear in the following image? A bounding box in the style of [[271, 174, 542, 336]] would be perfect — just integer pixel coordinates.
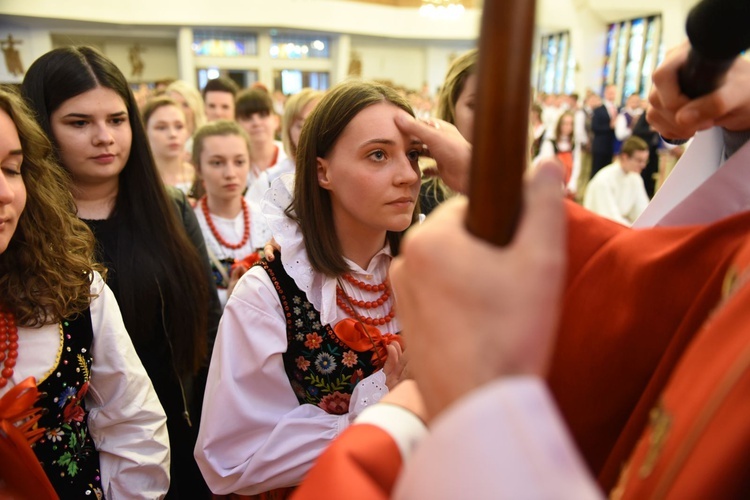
[[317, 157, 331, 190]]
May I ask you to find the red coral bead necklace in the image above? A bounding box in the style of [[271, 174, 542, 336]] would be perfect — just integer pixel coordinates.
[[336, 274, 395, 326], [201, 195, 251, 250], [0, 311, 19, 388]]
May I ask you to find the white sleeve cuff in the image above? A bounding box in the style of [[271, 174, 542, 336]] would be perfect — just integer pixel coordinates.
[[355, 403, 428, 461]]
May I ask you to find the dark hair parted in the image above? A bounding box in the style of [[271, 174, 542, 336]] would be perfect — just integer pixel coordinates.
[[202, 77, 239, 99], [21, 46, 209, 376], [290, 79, 419, 277], [235, 88, 273, 120], [0, 86, 104, 326]]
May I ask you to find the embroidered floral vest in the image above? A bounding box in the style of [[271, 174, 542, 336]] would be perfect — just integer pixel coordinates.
[[260, 256, 380, 415], [32, 309, 104, 498]]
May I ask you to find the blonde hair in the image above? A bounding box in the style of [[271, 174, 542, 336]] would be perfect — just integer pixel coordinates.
[[281, 88, 324, 160], [166, 80, 207, 134]]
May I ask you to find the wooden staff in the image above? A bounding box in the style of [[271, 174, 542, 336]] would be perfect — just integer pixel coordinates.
[[466, 0, 537, 246]]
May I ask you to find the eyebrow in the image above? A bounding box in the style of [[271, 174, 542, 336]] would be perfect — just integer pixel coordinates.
[[8, 149, 22, 156], [359, 138, 423, 148], [62, 111, 128, 119]]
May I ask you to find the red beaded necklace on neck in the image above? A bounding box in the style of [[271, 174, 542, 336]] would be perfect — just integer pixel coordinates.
[[0, 311, 19, 388], [335, 274, 395, 326], [200, 195, 251, 250]]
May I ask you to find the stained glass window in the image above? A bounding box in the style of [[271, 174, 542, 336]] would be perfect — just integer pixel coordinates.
[[269, 33, 330, 60], [602, 15, 663, 100], [192, 30, 258, 57], [536, 31, 575, 95]]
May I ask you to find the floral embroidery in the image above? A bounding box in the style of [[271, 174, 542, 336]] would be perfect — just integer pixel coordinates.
[[262, 258, 380, 413], [304, 333, 323, 350], [46, 427, 65, 442], [296, 356, 310, 372], [58, 386, 77, 407], [33, 315, 103, 495], [315, 352, 337, 374], [342, 350, 358, 368], [318, 392, 351, 415]]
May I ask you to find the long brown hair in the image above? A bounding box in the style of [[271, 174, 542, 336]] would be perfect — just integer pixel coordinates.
[[291, 80, 419, 276], [0, 86, 103, 326]]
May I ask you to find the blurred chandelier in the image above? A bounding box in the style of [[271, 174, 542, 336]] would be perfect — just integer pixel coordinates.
[[419, 0, 465, 20]]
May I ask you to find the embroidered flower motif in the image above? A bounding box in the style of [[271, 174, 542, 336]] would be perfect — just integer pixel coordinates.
[[312, 321, 322, 331], [304, 333, 323, 350], [295, 319, 304, 328], [307, 311, 316, 320], [295, 333, 305, 342], [293, 307, 302, 315], [58, 386, 77, 407], [63, 402, 85, 423], [351, 368, 364, 385], [307, 386, 319, 397], [46, 427, 65, 442], [318, 392, 351, 415], [314, 352, 337, 374], [342, 350, 358, 368], [304, 302, 312, 310], [296, 356, 311, 371], [293, 296, 302, 305]]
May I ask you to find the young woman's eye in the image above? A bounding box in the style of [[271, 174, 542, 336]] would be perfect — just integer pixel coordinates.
[[1, 165, 21, 176], [407, 149, 421, 162], [369, 150, 386, 161], [111, 117, 127, 125], [235, 159, 247, 167], [209, 160, 223, 167], [69, 120, 88, 128]]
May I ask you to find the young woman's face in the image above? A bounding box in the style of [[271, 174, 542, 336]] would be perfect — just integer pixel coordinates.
[[0, 109, 27, 254], [147, 105, 188, 160], [237, 111, 278, 148], [198, 134, 250, 203], [317, 102, 421, 239], [559, 115, 574, 138], [289, 99, 320, 156], [168, 90, 196, 134], [50, 86, 132, 188], [453, 72, 477, 142]]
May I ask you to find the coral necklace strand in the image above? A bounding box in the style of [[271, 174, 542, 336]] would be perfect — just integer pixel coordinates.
[[201, 196, 250, 250], [336, 274, 395, 326], [0, 311, 19, 388]]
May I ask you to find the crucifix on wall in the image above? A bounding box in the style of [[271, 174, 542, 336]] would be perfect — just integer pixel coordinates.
[[129, 43, 146, 79], [1, 34, 24, 76]]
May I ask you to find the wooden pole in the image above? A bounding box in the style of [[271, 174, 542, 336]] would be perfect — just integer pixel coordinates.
[[466, 0, 537, 246]]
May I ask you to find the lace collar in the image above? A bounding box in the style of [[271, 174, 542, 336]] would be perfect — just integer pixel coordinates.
[[261, 174, 394, 326]]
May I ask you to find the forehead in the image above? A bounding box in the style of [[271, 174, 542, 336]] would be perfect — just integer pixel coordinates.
[[338, 101, 412, 141], [205, 91, 234, 104], [150, 104, 185, 121], [57, 86, 127, 112], [201, 134, 248, 154], [0, 109, 20, 150]]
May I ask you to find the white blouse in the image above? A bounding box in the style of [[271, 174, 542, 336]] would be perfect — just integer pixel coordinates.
[[195, 174, 397, 495], [1, 272, 170, 499], [194, 201, 273, 307]]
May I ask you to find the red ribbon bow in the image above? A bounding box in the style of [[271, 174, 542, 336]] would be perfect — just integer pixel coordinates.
[[332, 318, 404, 369]]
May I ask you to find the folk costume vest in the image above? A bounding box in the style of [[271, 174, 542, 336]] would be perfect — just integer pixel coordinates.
[[260, 255, 381, 415], [32, 309, 104, 498]]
